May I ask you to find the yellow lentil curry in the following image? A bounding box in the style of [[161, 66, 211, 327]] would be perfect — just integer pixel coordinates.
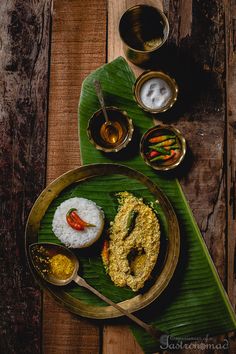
[[50, 253, 74, 280], [102, 192, 160, 291]]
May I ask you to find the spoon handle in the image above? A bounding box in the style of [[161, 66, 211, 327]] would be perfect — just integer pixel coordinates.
[[93, 79, 110, 124], [74, 274, 164, 340]]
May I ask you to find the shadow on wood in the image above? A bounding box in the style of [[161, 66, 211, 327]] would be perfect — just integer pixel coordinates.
[[139, 43, 223, 123]]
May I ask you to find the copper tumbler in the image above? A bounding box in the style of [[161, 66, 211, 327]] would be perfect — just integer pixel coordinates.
[[119, 5, 169, 66]]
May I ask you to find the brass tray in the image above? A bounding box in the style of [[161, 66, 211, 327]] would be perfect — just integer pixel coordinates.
[[25, 163, 180, 319]]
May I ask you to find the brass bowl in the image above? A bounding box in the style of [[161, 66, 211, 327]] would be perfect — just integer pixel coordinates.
[[119, 5, 169, 66], [87, 107, 134, 153], [134, 71, 178, 114], [140, 126, 186, 171]]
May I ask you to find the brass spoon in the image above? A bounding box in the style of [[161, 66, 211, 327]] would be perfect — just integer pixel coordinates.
[[29, 242, 164, 340], [93, 79, 120, 144]]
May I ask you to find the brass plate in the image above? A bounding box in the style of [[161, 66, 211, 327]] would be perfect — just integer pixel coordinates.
[[25, 163, 180, 319]]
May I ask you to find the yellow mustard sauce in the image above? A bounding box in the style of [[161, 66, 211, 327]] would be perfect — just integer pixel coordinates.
[[50, 253, 74, 280]]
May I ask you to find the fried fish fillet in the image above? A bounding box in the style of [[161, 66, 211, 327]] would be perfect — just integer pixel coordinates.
[[104, 192, 160, 292]]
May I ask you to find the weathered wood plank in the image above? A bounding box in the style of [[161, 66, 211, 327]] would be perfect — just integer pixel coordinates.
[[46, 0, 107, 182], [166, 0, 227, 283], [44, 0, 107, 352], [43, 292, 101, 354], [226, 0, 236, 313], [103, 324, 143, 354], [0, 0, 51, 353], [225, 0, 236, 352]]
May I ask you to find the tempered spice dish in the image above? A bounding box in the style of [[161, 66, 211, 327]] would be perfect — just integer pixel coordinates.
[[31, 245, 75, 280]]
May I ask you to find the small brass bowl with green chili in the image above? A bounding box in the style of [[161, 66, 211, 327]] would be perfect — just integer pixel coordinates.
[[140, 125, 186, 171]]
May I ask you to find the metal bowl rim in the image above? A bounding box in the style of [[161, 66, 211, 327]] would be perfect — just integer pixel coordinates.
[[133, 70, 178, 114], [140, 125, 187, 171], [87, 106, 134, 153], [119, 4, 170, 54]]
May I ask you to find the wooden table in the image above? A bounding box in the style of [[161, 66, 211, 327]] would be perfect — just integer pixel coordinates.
[[1, 0, 236, 353]]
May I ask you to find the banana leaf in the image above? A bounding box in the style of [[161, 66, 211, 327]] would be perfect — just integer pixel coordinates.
[[77, 57, 236, 353]]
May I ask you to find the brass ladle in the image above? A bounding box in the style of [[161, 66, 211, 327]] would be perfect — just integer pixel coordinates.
[[29, 242, 163, 340], [93, 79, 120, 144]]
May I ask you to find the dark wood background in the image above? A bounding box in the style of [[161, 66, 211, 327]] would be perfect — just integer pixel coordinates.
[[0, 0, 235, 353], [0, 1, 51, 352]]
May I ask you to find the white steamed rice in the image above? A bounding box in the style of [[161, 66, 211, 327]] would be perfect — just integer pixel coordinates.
[[52, 197, 104, 248]]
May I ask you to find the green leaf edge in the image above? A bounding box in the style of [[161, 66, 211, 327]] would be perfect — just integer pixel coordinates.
[[176, 178, 236, 326]]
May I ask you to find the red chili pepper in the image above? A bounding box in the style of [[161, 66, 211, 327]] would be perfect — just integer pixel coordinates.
[[150, 149, 176, 162], [101, 239, 109, 271], [66, 212, 84, 231], [149, 150, 160, 158], [66, 208, 95, 231]]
